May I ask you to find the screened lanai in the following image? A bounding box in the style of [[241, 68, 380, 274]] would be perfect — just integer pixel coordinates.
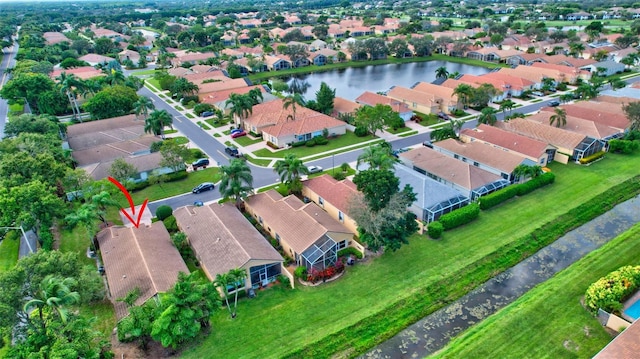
[[573, 137, 603, 161], [425, 194, 470, 223], [471, 178, 511, 200], [300, 235, 337, 271]]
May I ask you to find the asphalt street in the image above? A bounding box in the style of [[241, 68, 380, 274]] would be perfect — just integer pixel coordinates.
[[0, 41, 19, 136]]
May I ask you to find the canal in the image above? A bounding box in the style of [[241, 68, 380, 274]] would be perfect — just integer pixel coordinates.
[[283, 61, 493, 101]]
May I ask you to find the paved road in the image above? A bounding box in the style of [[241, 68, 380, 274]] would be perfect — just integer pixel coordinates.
[[0, 41, 19, 136]]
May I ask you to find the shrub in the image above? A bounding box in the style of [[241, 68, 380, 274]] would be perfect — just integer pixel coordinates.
[[479, 186, 520, 210], [333, 171, 346, 180], [354, 126, 368, 137], [438, 203, 480, 230], [277, 274, 291, 288], [266, 141, 280, 150], [150, 141, 163, 153], [585, 265, 640, 313], [129, 180, 150, 191], [181, 95, 199, 105], [291, 140, 307, 147], [337, 247, 363, 259], [427, 221, 444, 239], [193, 103, 214, 115], [556, 82, 568, 91], [579, 151, 606, 164], [163, 215, 178, 233], [294, 266, 307, 279], [516, 172, 555, 196], [608, 139, 639, 154], [314, 136, 329, 145], [305, 138, 317, 147], [156, 205, 173, 220], [249, 131, 260, 137]]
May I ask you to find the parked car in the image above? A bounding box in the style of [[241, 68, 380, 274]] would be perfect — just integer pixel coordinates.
[[231, 131, 247, 138], [201, 111, 214, 117], [531, 91, 544, 97], [225, 146, 240, 157], [437, 112, 451, 121], [230, 128, 243, 134], [193, 201, 204, 207], [192, 158, 210, 169], [549, 100, 560, 107], [391, 148, 410, 158], [192, 182, 215, 194], [423, 140, 433, 148], [307, 165, 323, 174]]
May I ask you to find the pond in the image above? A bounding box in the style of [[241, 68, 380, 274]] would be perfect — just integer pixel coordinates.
[[282, 61, 493, 101]]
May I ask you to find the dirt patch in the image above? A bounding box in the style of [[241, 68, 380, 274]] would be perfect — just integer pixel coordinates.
[[110, 333, 175, 359], [563, 339, 579, 352]]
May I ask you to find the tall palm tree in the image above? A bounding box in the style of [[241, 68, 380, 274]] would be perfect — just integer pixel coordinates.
[[356, 144, 396, 171], [569, 42, 585, 58], [549, 108, 567, 128], [24, 275, 80, 330], [283, 93, 305, 121], [105, 69, 126, 86], [274, 154, 309, 194], [213, 273, 234, 319], [225, 93, 253, 124], [228, 268, 247, 318], [219, 159, 254, 209], [478, 107, 498, 126], [499, 99, 515, 117], [435, 66, 449, 79], [559, 93, 574, 103], [133, 96, 155, 121], [56, 72, 83, 122], [144, 109, 173, 139], [453, 84, 474, 109], [246, 87, 264, 105]]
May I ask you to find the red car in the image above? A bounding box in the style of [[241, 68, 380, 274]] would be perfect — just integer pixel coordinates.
[[231, 131, 247, 138]]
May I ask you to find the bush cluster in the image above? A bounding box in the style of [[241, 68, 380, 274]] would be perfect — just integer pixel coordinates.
[[193, 103, 214, 116], [579, 151, 606, 164], [608, 139, 639, 154], [585, 265, 640, 313], [129, 170, 189, 191], [294, 266, 307, 279], [155, 205, 173, 220], [516, 172, 555, 196], [163, 215, 178, 233], [180, 95, 199, 105], [337, 247, 363, 259], [305, 137, 329, 147], [266, 141, 279, 150], [354, 126, 368, 137], [290, 141, 306, 148], [479, 173, 556, 210], [438, 203, 480, 230], [427, 221, 444, 239]]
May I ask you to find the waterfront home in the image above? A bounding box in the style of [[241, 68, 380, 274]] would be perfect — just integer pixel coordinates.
[[456, 74, 508, 102], [332, 97, 361, 118], [386, 86, 441, 115], [411, 82, 461, 113], [355, 91, 414, 120], [264, 55, 292, 71], [531, 110, 624, 142], [244, 190, 354, 271], [465, 47, 524, 63], [173, 203, 287, 289], [310, 39, 328, 51]]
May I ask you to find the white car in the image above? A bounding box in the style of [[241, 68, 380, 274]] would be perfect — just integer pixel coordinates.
[[307, 165, 323, 174]]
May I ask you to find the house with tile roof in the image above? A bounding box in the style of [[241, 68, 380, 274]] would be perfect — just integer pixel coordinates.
[[201, 85, 276, 112], [43, 32, 70, 45], [173, 203, 287, 289], [264, 55, 292, 71], [594, 318, 640, 359], [460, 124, 556, 167], [495, 118, 603, 163], [241, 99, 346, 148], [244, 190, 354, 270], [531, 110, 624, 141], [398, 147, 510, 200], [530, 62, 592, 83], [394, 164, 470, 223], [411, 82, 461, 113], [332, 97, 361, 118], [171, 52, 217, 67], [432, 138, 534, 182], [456, 74, 509, 101], [549, 104, 629, 131], [355, 91, 414, 120], [197, 78, 251, 98], [302, 175, 362, 240], [50, 67, 105, 81], [386, 86, 441, 115], [97, 222, 188, 320], [465, 47, 524, 63], [78, 54, 114, 67]]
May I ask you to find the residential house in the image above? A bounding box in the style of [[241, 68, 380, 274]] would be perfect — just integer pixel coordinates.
[[544, 54, 597, 68], [310, 39, 328, 51], [456, 74, 508, 101], [495, 118, 604, 163], [580, 60, 625, 77], [531, 110, 624, 142], [197, 78, 252, 99], [394, 164, 469, 223], [432, 138, 535, 182], [530, 62, 592, 83], [119, 49, 140, 65], [264, 55, 292, 71], [355, 91, 414, 120], [221, 33, 236, 46], [302, 175, 363, 243], [97, 222, 188, 319], [171, 52, 217, 67], [480, 72, 535, 97], [43, 32, 70, 45], [332, 97, 361, 118], [50, 66, 105, 81], [78, 54, 114, 67], [398, 147, 510, 200], [465, 47, 524, 63], [568, 102, 630, 130], [244, 190, 354, 270], [593, 318, 640, 358], [386, 86, 441, 115], [201, 85, 276, 112], [610, 48, 638, 64], [460, 124, 557, 167], [411, 82, 461, 113], [173, 203, 287, 289], [309, 48, 339, 65]]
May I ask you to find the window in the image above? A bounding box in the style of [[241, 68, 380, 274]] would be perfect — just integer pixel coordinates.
[[473, 161, 479, 167], [338, 211, 344, 222], [275, 233, 280, 243], [454, 154, 459, 159], [337, 240, 348, 250], [259, 216, 263, 224], [319, 197, 324, 206]]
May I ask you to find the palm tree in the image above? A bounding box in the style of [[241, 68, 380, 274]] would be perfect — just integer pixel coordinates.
[[435, 66, 449, 79], [283, 93, 305, 122], [56, 72, 83, 122], [219, 159, 254, 209], [477, 107, 498, 126], [226, 93, 253, 125], [356, 144, 396, 171], [65, 204, 99, 247], [213, 273, 234, 319], [247, 87, 264, 105], [513, 164, 543, 182], [24, 275, 80, 330], [569, 42, 585, 58], [453, 84, 474, 109], [499, 99, 515, 117], [549, 108, 567, 128], [559, 93, 574, 103], [144, 109, 173, 139], [228, 268, 247, 318], [274, 154, 309, 194], [133, 96, 155, 121], [105, 69, 126, 86], [91, 191, 120, 226]]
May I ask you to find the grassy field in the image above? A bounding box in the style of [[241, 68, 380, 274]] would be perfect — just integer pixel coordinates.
[[121, 168, 221, 205], [432, 223, 640, 359], [180, 151, 640, 359], [233, 135, 263, 146], [252, 132, 378, 159], [245, 156, 273, 167], [0, 232, 20, 273]]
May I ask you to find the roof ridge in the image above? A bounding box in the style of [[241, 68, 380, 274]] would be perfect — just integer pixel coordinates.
[[130, 225, 160, 295], [207, 204, 252, 262]]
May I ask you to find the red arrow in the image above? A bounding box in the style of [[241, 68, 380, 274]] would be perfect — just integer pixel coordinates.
[[108, 176, 149, 228]]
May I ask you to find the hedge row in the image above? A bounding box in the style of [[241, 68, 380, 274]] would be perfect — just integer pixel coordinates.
[[585, 265, 640, 313], [282, 175, 640, 359], [579, 151, 606, 164], [337, 247, 363, 259], [479, 172, 556, 210], [129, 170, 189, 191], [438, 203, 480, 230]]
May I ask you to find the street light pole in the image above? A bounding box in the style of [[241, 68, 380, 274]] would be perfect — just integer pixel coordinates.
[[1, 225, 34, 254]]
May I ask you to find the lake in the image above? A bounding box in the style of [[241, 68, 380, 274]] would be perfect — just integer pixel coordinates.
[[282, 60, 493, 101]]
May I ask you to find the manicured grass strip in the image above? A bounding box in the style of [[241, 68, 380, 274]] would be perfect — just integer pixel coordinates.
[[233, 136, 263, 146], [398, 130, 418, 137], [213, 133, 221, 138], [185, 113, 195, 119], [197, 121, 212, 130], [530, 99, 543, 103], [252, 132, 378, 159], [131, 69, 157, 76], [175, 105, 184, 111], [386, 126, 413, 135], [244, 156, 272, 167], [0, 233, 20, 273], [145, 78, 161, 92], [164, 129, 178, 135], [433, 223, 640, 359]]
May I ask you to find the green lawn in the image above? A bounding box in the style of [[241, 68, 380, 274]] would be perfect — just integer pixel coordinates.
[[432, 223, 640, 359], [58, 226, 95, 267], [145, 78, 161, 92], [233, 135, 263, 146], [79, 300, 116, 338], [252, 132, 378, 159], [245, 156, 272, 167], [386, 126, 413, 135], [186, 113, 195, 119], [197, 121, 212, 130], [398, 130, 418, 137], [0, 232, 20, 273], [121, 168, 221, 205], [181, 152, 640, 359], [131, 69, 157, 76]]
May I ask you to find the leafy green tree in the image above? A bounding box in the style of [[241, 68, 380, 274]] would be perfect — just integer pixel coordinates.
[[144, 109, 174, 139], [388, 38, 410, 58], [83, 85, 138, 119], [108, 158, 138, 185], [0, 151, 67, 188], [37, 89, 71, 116], [623, 101, 640, 132], [24, 275, 80, 330], [3, 113, 61, 138], [274, 154, 309, 194], [94, 37, 116, 55], [354, 104, 394, 136], [499, 99, 515, 116], [151, 272, 220, 348], [219, 159, 254, 208], [283, 44, 309, 67], [169, 77, 199, 99], [55, 72, 83, 121], [315, 82, 336, 115], [478, 107, 498, 126], [549, 107, 567, 128], [159, 140, 189, 172], [283, 93, 305, 121], [133, 96, 155, 121], [471, 83, 499, 108], [0, 72, 57, 114], [117, 300, 158, 348], [247, 87, 264, 105], [453, 83, 474, 109], [356, 144, 396, 171]]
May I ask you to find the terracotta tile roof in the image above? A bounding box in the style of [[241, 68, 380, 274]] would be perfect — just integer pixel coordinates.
[[97, 222, 188, 320], [498, 67, 553, 83], [303, 175, 359, 216], [441, 79, 481, 90], [43, 31, 70, 45], [189, 65, 221, 74], [50, 67, 105, 80], [530, 62, 590, 76], [480, 72, 535, 91], [564, 103, 627, 129], [387, 86, 438, 106], [594, 319, 640, 358], [175, 52, 217, 63], [354, 91, 412, 114], [544, 54, 597, 67], [244, 190, 352, 254], [201, 85, 266, 105], [399, 147, 502, 191], [332, 97, 361, 115], [183, 72, 230, 85], [433, 138, 529, 173], [458, 74, 511, 92], [534, 110, 623, 139], [460, 124, 550, 160], [494, 118, 587, 150], [167, 67, 193, 77], [173, 204, 282, 280], [411, 82, 458, 102], [198, 78, 250, 94], [78, 54, 114, 64]]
